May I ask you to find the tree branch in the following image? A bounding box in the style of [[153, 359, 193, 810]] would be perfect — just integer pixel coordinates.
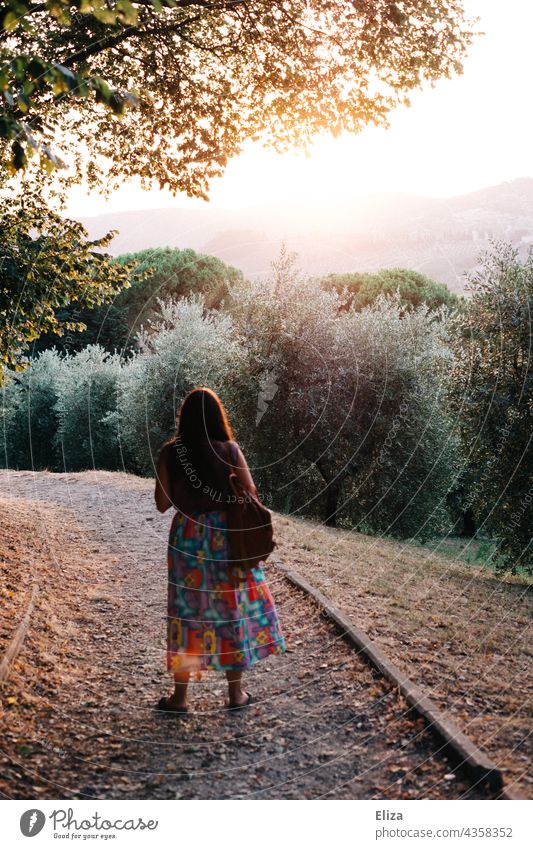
[[60, 2, 250, 68]]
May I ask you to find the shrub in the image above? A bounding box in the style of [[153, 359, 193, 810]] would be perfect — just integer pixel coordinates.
[[0, 349, 64, 470], [54, 345, 123, 471], [229, 253, 459, 539], [117, 297, 244, 475], [450, 243, 533, 573]]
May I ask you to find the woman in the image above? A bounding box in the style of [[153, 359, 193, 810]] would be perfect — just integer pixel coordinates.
[[154, 387, 285, 713]]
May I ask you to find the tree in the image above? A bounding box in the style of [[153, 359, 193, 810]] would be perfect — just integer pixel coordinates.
[[117, 296, 244, 474], [0, 348, 64, 469], [54, 345, 123, 471], [1, 1, 476, 196], [321, 268, 458, 312], [32, 247, 244, 354], [2, 249, 460, 540], [0, 0, 146, 174], [0, 192, 133, 382], [450, 243, 533, 573], [229, 252, 458, 535], [339, 297, 459, 538]]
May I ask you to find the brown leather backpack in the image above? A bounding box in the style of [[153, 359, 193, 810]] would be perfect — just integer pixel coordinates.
[[225, 443, 275, 570]]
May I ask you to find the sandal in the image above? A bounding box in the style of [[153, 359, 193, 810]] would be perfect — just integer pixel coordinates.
[[156, 696, 189, 715], [227, 692, 253, 711]]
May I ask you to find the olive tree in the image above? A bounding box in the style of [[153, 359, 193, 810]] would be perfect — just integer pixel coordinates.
[[0, 348, 64, 469], [229, 253, 458, 537], [450, 243, 533, 573], [336, 297, 459, 538], [54, 345, 123, 471], [117, 296, 244, 474]]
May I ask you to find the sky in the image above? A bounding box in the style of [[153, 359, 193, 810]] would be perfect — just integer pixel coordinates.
[[66, 0, 533, 217]]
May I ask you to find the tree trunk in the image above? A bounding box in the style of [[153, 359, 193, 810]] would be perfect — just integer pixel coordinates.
[[313, 457, 342, 528], [324, 483, 340, 527], [461, 507, 476, 537]]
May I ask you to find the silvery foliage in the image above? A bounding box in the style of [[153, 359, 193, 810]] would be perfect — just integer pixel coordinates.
[[337, 296, 460, 538], [0, 274, 460, 539], [227, 266, 341, 508], [116, 297, 244, 475], [229, 264, 458, 538], [1, 348, 65, 470], [53, 345, 123, 472]]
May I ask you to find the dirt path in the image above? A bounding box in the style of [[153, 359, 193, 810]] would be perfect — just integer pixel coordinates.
[[0, 470, 490, 800]]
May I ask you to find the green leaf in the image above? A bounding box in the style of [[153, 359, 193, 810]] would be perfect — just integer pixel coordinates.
[[2, 11, 19, 32], [52, 76, 69, 95], [91, 77, 112, 103], [0, 115, 16, 139], [116, 0, 138, 25], [91, 7, 118, 24], [17, 92, 31, 113], [40, 154, 56, 175], [47, 0, 69, 21], [54, 64, 79, 91], [27, 58, 48, 80]]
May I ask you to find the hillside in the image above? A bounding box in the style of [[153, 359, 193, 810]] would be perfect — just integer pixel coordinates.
[[79, 178, 533, 294], [274, 513, 532, 797]]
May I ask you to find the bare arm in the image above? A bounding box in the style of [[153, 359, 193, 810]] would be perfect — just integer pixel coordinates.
[[229, 442, 258, 497], [154, 445, 173, 513]]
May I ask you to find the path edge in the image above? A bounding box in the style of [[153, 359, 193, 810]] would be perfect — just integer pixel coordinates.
[[272, 556, 520, 801], [0, 583, 38, 685]]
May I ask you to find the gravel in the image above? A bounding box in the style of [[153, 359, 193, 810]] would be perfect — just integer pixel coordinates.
[[0, 470, 491, 800]]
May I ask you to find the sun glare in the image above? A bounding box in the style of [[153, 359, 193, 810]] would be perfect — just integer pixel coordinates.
[[66, 0, 533, 220]]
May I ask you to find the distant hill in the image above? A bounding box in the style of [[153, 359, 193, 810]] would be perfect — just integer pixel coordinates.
[[79, 178, 533, 294]]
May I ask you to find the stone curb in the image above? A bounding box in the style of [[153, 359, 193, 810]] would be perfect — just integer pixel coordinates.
[[272, 556, 517, 799], [0, 583, 38, 685]]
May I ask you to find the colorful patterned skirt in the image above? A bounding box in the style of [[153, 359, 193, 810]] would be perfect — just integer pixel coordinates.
[[167, 509, 285, 673]]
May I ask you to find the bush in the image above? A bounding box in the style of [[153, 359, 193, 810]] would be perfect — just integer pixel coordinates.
[[229, 253, 459, 539], [450, 243, 533, 573], [54, 346, 123, 472], [117, 297, 244, 475], [1, 349, 64, 470]]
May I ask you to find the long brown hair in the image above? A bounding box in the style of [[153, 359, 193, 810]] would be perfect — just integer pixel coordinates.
[[171, 387, 234, 491]]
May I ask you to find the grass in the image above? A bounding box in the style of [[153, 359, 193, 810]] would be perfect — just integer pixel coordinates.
[[416, 534, 530, 575], [273, 512, 532, 797]]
